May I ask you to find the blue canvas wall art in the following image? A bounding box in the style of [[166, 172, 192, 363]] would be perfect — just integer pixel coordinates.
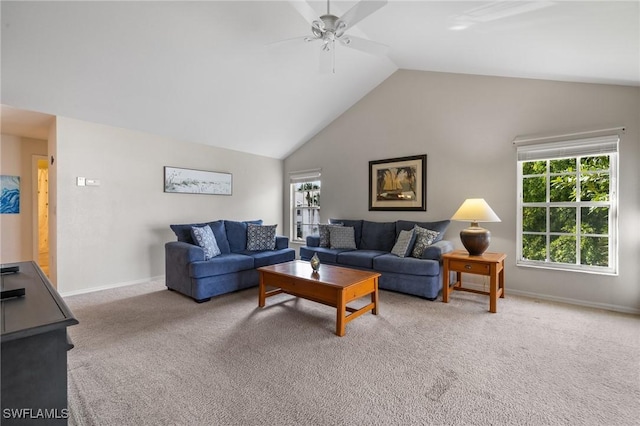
[[0, 175, 20, 214]]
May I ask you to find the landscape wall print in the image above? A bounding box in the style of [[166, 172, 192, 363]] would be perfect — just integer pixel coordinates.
[[164, 166, 232, 195], [369, 155, 426, 211], [0, 175, 20, 214]]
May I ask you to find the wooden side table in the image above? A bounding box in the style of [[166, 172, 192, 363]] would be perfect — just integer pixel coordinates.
[[442, 250, 507, 313]]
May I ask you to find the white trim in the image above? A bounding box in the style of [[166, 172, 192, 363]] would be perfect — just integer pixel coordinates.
[[516, 143, 618, 274], [289, 168, 321, 183], [506, 288, 640, 315], [456, 281, 640, 314], [513, 126, 625, 146], [60, 275, 165, 298], [516, 135, 619, 161]]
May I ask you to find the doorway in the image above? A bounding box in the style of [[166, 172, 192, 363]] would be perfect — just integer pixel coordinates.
[[32, 155, 49, 276]]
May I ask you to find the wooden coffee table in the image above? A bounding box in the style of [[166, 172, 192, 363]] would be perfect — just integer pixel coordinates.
[[257, 260, 380, 336]]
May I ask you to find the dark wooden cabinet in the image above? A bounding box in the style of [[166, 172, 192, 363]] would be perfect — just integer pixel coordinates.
[[1, 262, 78, 425]]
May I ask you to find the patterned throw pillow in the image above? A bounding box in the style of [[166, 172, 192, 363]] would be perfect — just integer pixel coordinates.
[[391, 229, 416, 258], [329, 226, 357, 249], [317, 223, 343, 247], [246, 224, 277, 251], [191, 225, 221, 260], [411, 225, 440, 258]]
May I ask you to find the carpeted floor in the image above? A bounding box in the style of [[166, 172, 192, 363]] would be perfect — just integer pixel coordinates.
[[65, 279, 640, 426]]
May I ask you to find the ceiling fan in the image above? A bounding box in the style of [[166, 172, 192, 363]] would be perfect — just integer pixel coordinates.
[[283, 0, 389, 73]]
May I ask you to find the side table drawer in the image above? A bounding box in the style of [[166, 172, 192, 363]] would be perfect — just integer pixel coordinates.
[[449, 260, 490, 275]]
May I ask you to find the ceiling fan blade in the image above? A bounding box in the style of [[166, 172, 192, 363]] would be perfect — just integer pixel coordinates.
[[267, 36, 311, 50], [340, 35, 389, 57], [288, 0, 320, 26], [339, 0, 387, 30]]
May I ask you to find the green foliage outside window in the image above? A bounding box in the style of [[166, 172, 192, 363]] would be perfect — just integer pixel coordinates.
[[520, 154, 611, 268]]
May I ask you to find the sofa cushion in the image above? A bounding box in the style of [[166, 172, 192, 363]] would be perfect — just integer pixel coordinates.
[[396, 220, 450, 243], [390, 229, 416, 258], [360, 221, 396, 251], [246, 224, 276, 251], [318, 223, 343, 247], [330, 226, 357, 249], [306, 236, 321, 247], [225, 220, 263, 252], [169, 221, 231, 253], [207, 220, 231, 254], [337, 250, 386, 269], [330, 219, 363, 248], [373, 254, 440, 276], [190, 225, 221, 260], [411, 225, 440, 258], [243, 248, 295, 268], [300, 246, 353, 264], [170, 222, 208, 244], [189, 253, 254, 278]]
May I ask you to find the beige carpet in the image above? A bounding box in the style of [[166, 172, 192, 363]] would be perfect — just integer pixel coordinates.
[[65, 280, 640, 426]]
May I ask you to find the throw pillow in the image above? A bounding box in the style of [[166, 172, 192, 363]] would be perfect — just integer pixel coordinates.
[[391, 229, 416, 258], [329, 226, 357, 249], [191, 225, 221, 260], [318, 223, 343, 247], [411, 225, 440, 258], [246, 224, 277, 251]]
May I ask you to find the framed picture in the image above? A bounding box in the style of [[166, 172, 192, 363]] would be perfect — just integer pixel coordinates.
[[0, 175, 20, 214], [164, 166, 232, 195], [369, 155, 426, 211]]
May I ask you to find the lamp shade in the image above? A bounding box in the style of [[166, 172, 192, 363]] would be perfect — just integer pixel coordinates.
[[451, 198, 501, 223], [451, 199, 500, 256]]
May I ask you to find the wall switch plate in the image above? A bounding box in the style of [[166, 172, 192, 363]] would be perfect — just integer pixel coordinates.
[[77, 177, 86, 186], [86, 179, 100, 186]]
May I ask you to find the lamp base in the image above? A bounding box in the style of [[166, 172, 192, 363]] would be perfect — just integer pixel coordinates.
[[460, 223, 491, 256]]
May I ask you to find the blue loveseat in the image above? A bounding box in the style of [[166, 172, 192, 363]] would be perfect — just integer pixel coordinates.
[[300, 219, 454, 300], [165, 220, 295, 302]]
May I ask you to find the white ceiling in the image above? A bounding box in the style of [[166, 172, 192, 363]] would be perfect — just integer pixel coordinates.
[[2, 1, 638, 159]]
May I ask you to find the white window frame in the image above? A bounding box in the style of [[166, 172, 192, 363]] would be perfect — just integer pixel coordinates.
[[289, 169, 321, 243], [516, 135, 619, 275]]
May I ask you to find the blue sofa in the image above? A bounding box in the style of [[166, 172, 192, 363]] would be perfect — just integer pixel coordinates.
[[300, 219, 454, 300], [165, 220, 295, 302]]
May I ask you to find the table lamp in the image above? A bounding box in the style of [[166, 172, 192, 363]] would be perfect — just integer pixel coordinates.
[[451, 198, 501, 255]]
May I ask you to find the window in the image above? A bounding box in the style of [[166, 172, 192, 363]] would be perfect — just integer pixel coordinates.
[[289, 169, 321, 242], [516, 135, 619, 275]]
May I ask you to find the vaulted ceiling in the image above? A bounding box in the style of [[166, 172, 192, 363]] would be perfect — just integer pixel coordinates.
[[2, 1, 638, 159]]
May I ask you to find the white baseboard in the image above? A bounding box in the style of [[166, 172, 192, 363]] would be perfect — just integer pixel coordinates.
[[505, 288, 640, 315], [60, 275, 165, 298], [455, 279, 639, 315]]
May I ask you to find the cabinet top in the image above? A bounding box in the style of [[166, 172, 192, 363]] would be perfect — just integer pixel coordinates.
[[1, 261, 78, 341]]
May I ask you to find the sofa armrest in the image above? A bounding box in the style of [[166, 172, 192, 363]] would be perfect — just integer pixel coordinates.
[[421, 240, 454, 261], [275, 235, 289, 249], [306, 236, 320, 247], [166, 241, 205, 264], [165, 241, 205, 296]]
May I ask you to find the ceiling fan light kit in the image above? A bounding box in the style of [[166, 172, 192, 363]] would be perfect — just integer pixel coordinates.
[[286, 0, 388, 73]]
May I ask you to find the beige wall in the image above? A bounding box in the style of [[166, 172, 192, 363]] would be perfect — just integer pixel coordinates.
[[54, 116, 284, 294], [284, 70, 640, 313], [0, 134, 48, 262]]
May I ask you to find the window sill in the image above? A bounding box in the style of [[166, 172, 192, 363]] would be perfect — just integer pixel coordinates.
[[516, 261, 618, 276]]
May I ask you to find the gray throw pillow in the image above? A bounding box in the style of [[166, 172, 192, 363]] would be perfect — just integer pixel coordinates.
[[329, 226, 356, 249], [411, 225, 440, 258], [191, 225, 221, 260], [318, 223, 343, 247], [246, 224, 276, 251], [391, 229, 416, 258]]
